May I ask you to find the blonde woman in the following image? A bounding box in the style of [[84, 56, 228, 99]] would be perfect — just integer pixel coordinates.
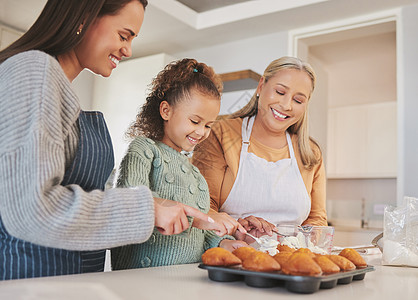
[[192, 57, 327, 242]]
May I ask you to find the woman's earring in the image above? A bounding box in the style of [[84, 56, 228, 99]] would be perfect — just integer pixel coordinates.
[[256, 94, 259, 98], [77, 24, 83, 35]]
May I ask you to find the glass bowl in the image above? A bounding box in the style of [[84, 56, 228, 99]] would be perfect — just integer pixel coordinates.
[[274, 224, 335, 254]]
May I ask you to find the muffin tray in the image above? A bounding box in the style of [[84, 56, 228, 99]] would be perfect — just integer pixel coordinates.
[[198, 264, 375, 294]]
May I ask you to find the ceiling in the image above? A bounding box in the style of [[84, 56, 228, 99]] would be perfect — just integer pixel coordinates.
[[176, 0, 253, 13], [1, 0, 418, 60]]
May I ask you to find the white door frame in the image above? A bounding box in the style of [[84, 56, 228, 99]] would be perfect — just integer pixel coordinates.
[[288, 9, 400, 57]]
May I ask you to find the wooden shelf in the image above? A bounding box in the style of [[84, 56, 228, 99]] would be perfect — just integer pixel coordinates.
[[219, 69, 261, 92]]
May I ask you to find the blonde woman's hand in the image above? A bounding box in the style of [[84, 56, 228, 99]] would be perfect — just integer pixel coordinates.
[[208, 210, 247, 236], [234, 215, 278, 241], [154, 197, 215, 235]]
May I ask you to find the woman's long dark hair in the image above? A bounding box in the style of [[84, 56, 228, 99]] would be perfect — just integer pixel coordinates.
[[0, 0, 148, 64]]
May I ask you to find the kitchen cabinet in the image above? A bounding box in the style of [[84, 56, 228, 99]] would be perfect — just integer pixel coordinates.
[[327, 101, 397, 178], [218, 69, 261, 115], [219, 69, 261, 92], [91, 53, 175, 168]]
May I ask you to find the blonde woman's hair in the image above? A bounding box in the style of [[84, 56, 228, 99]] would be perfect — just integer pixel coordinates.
[[225, 56, 320, 169]]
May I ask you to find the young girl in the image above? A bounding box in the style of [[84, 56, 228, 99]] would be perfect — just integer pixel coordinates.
[[111, 58, 247, 269]]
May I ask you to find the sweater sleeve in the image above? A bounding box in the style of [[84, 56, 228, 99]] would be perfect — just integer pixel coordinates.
[[117, 138, 154, 188], [303, 147, 328, 226], [0, 51, 155, 251], [192, 122, 228, 211]]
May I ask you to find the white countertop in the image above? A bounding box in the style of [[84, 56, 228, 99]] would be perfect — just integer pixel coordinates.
[[0, 252, 417, 300]]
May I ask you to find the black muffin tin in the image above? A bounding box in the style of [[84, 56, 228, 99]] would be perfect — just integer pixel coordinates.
[[198, 264, 375, 294]]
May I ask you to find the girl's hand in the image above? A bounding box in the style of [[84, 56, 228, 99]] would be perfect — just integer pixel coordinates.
[[234, 215, 278, 241], [218, 239, 248, 252], [154, 197, 215, 235], [208, 210, 247, 236]]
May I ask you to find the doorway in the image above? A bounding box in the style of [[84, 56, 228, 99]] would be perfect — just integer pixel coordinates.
[[289, 13, 398, 229]]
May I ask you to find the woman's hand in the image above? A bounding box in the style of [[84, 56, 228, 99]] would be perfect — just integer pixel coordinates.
[[154, 197, 216, 235], [192, 214, 230, 237], [218, 239, 248, 252], [234, 215, 278, 241], [207, 210, 247, 236]]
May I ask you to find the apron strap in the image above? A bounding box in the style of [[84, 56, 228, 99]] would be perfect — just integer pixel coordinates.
[[241, 116, 254, 151], [285, 132, 296, 160]]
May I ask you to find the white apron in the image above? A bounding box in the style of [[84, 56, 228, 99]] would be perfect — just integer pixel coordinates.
[[220, 116, 311, 225]]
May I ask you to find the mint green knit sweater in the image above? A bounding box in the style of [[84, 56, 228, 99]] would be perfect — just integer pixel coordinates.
[[111, 137, 232, 269]]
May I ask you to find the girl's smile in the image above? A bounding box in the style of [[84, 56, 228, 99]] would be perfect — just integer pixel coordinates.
[[160, 88, 220, 152]]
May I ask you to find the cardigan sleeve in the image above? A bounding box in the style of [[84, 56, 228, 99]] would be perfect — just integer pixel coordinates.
[[0, 51, 155, 251], [118, 137, 200, 237], [192, 123, 229, 211], [302, 147, 328, 226]]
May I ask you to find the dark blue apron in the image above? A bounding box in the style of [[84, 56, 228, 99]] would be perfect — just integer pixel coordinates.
[[0, 111, 114, 280]]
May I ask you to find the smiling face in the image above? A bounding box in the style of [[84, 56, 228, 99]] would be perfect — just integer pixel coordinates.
[[73, 0, 144, 77], [160, 89, 220, 152], [255, 68, 312, 136]]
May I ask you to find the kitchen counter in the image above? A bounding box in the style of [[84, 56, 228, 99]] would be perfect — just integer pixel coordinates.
[[333, 227, 381, 247], [0, 252, 416, 300]]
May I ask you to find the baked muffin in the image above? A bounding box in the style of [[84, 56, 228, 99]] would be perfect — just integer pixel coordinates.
[[326, 255, 356, 271], [281, 252, 322, 276], [273, 251, 293, 266], [276, 244, 296, 253], [313, 255, 340, 274], [201, 247, 241, 266], [339, 248, 367, 268], [294, 248, 316, 258], [232, 246, 257, 261], [242, 251, 281, 272]]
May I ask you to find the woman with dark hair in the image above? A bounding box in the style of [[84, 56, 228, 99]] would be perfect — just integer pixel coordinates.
[[0, 0, 220, 280]]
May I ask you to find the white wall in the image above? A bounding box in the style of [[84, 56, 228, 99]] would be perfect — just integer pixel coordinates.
[[220, 89, 256, 116], [0, 25, 22, 50], [90, 53, 175, 169], [173, 31, 289, 77], [72, 70, 95, 110], [173, 30, 289, 117], [310, 32, 396, 108], [399, 4, 418, 204]]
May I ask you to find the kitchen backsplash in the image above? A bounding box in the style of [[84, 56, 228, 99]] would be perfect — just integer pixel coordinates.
[[326, 177, 396, 230]]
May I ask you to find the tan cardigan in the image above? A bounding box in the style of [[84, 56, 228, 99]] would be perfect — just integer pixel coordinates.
[[192, 117, 327, 226]]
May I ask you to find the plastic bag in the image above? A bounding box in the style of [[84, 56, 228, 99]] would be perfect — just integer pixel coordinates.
[[382, 197, 418, 267]]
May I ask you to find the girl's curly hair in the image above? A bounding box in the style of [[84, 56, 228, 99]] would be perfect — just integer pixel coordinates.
[[126, 58, 223, 141]]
